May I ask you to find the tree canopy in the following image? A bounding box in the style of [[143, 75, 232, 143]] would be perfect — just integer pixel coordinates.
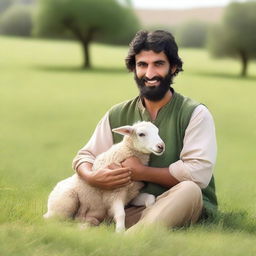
[[0, 0, 14, 14], [176, 20, 209, 48], [208, 1, 256, 77], [34, 0, 139, 68], [0, 4, 33, 36]]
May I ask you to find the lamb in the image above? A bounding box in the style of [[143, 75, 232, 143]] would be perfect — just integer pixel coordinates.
[[44, 121, 165, 232]]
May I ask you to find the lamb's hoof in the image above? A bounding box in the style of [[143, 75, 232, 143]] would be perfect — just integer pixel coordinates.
[[145, 195, 156, 207], [43, 212, 52, 219], [76, 216, 100, 226], [79, 223, 91, 230], [87, 217, 100, 226], [115, 226, 125, 233], [43, 213, 49, 219]]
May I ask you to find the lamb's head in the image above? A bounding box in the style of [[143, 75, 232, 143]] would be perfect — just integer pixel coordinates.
[[112, 121, 165, 156]]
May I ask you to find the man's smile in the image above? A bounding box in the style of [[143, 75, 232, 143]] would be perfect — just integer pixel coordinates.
[[145, 80, 160, 86], [143, 76, 162, 87]]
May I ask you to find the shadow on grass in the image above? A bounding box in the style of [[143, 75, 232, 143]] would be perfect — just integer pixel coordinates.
[[33, 65, 128, 74], [192, 71, 256, 81], [198, 210, 256, 234]]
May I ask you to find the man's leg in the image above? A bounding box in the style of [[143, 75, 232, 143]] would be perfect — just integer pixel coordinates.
[[126, 181, 203, 231], [125, 206, 145, 228]]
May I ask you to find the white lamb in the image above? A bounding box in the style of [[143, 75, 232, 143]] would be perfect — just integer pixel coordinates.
[[44, 121, 165, 232]]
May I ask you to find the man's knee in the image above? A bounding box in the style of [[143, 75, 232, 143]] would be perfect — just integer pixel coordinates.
[[174, 181, 202, 203], [178, 180, 201, 192], [141, 181, 203, 228], [157, 180, 202, 202], [171, 181, 203, 224]]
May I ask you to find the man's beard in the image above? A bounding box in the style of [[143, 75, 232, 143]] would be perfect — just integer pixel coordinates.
[[135, 71, 174, 102]]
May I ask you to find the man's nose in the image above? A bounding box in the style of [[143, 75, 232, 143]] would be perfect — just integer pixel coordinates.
[[145, 65, 157, 79]]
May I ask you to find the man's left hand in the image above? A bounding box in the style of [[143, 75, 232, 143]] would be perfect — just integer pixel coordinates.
[[121, 156, 145, 181]]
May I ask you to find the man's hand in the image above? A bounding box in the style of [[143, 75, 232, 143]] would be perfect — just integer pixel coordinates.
[[121, 157, 146, 181], [87, 163, 132, 190]]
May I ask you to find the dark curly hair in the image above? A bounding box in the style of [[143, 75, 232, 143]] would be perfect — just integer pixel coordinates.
[[125, 30, 183, 76]]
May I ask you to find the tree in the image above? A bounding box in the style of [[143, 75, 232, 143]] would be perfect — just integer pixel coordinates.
[[176, 20, 209, 48], [208, 1, 256, 77], [34, 0, 139, 69], [0, 4, 33, 37], [0, 0, 14, 14]]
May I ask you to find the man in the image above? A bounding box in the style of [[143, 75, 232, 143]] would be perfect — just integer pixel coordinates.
[[72, 30, 217, 230]]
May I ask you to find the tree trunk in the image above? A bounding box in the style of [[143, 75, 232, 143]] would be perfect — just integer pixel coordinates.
[[80, 28, 96, 69], [66, 24, 94, 69], [238, 49, 248, 77], [82, 40, 91, 69]]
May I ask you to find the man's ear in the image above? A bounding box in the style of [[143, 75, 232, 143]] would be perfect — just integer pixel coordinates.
[[171, 65, 177, 74], [112, 126, 134, 136]]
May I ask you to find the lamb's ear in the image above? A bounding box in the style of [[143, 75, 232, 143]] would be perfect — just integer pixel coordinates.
[[112, 125, 134, 136]]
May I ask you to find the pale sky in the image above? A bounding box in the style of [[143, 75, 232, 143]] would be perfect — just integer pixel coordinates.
[[131, 0, 249, 9]]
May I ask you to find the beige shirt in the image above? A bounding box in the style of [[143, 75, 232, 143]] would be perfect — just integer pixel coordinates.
[[72, 105, 217, 189]]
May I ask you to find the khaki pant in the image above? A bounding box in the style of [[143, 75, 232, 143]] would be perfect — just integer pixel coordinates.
[[125, 181, 203, 231]]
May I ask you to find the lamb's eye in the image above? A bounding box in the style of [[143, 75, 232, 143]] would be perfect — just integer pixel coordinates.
[[138, 133, 145, 137]]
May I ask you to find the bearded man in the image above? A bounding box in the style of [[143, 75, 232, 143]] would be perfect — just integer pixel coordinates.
[[72, 30, 217, 230]]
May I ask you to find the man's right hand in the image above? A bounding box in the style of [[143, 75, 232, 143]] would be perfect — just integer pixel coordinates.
[[77, 162, 132, 190]]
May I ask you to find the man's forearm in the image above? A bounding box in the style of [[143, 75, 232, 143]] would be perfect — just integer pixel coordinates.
[[121, 157, 179, 188], [76, 162, 93, 183], [76, 162, 132, 190], [76, 160, 179, 189], [139, 165, 179, 188]]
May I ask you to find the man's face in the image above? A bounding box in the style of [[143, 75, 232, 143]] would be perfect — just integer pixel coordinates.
[[134, 50, 176, 101]]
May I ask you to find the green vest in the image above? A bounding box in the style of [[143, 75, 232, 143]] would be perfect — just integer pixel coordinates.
[[108, 91, 218, 218]]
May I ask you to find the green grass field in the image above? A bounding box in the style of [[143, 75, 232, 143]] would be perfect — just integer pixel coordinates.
[[1, 36, 256, 255]]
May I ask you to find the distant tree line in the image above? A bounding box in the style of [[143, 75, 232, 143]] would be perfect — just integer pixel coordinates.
[[0, 3, 33, 37], [139, 1, 256, 77], [0, 0, 139, 68], [208, 1, 256, 77], [0, 0, 15, 14], [0, 0, 255, 75], [175, 20, 209, 48]]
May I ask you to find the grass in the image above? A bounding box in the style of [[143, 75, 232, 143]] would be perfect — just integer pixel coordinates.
[[0, 36, 256, 255], [1, 222, 256, 256]]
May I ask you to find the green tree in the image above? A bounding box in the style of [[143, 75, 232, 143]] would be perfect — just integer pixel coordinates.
[[0, 0, 14, 14], [34, 0, 139, 69], [176, 20, 209, 48], [208, 1, 256, 77], [0, 4, 33, 36]]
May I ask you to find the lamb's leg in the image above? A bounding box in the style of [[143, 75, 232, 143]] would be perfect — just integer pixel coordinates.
[[130, 193, 155, 207], [75, 205, 100, 225], [44, 176, 81, 220], [44, 189, 79, 219], [75, 204, 88, 222], [110, 199, 126, 233], [78, 216, 101, 229]]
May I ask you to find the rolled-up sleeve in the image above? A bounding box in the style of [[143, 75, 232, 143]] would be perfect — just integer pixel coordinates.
[[169, 105, 217, 189], [72, 112, 113, 171]]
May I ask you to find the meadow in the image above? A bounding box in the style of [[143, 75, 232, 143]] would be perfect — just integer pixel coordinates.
[[0, 35, 256, 255]]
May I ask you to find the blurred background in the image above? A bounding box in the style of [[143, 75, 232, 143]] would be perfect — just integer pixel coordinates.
[[0, 0, 255, 76], [0, 1, 256, 254]]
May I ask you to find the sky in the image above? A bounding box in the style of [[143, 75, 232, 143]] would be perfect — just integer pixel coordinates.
[[131, 0, 249, 9]]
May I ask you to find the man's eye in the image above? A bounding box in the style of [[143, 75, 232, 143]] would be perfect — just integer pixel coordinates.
[[138, 133, 145, 137], [137, 63, 147, 67], [155, 62, 164, 66]]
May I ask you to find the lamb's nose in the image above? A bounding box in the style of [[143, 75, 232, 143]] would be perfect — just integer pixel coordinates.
[[157, 143, 165, 152]]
